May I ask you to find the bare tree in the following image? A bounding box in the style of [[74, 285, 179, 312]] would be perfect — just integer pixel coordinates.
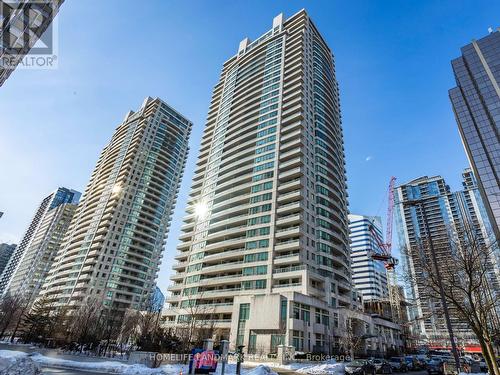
[[0, 292, 25, 340], [19, 295, 58, 344], [409, 225, 500, 375], [338, 316, 367, 360], [118, 308, 142, 346], [65, 295, 106, 348], [174, 299, 217, 353]]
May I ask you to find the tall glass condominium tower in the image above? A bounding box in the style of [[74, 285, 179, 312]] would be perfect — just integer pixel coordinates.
[[394, 171, 499, 344], [449, 30, 500, 239], [348, 214, 389, 302], [0, 187, 80, 297], [40, 97, 191, 312], [6, 188, 80, 305], [165, 11, 350, 354]]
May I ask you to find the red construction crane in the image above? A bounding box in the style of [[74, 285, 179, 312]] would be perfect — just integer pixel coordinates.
[[368, 176, 397, 269], [368, 176, 402, 322]]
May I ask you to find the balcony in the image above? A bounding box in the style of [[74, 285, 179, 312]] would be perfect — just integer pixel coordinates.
[[274, 253, 300, 265], [273, 265, 305, 274], [277, 201, 301, 214], [275, 226, 301, 238], [274, 239, 301, 252], [276, 213, 302, 226], [278, 179, 303, 193], [170, 272, 185, 281], [279, 167, 303, 181]]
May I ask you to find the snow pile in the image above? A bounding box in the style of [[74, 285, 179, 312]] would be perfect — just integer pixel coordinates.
[[0, 349, 280, 375], [32, 353, 167, 374], [0, 350, 41, 375], [244, 364, 278, 375], [159, 363, 277, 375], [296, 361, 345, 375]]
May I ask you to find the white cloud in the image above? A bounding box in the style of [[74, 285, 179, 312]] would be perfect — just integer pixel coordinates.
[[365, 156, 373, 162], [0, 232, 19, 244]]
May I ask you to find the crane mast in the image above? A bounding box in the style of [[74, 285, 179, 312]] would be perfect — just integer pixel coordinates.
[[368, 177, 401, 322]]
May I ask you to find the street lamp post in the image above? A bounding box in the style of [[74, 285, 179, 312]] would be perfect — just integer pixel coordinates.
[[403, 198, 461, 371]]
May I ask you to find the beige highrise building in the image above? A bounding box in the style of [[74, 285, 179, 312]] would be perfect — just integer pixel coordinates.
[[40, 97, 191, 312], [164, 10, 352, 354]]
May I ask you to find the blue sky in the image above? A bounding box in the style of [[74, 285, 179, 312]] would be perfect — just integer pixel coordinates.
[[0, 0, 498, 294]]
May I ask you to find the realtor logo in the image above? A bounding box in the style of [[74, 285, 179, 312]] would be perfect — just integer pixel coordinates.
[[0, 0, 61, 70]]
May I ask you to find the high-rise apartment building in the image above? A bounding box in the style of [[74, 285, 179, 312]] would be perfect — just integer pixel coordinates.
[[454, 169, 500, 292], [6, 188, 80, 305], [394, 171, 499, 344], [0, 0, 64, 87], [348, 214, 389, 302], [152, 286, 165, 312], [0, 243, 16, 277], [165, 11, 351, 354], [39, 97, 191, 312], [395, 176, 470, 343], [449, 30, 500, 239], [0, 188, 79, 296]]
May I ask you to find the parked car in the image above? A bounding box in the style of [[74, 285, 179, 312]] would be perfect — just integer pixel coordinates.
[[404, 356, 415, 371], [388, 357, 408, 372], [345, 359, 377, 375], [477, 359, 488, 372], [411, 356, 425, 370], [371, 359, 393, 374], [426, 359, 444, 375]]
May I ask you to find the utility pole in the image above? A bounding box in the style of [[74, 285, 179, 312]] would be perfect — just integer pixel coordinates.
[[403, 198, 461, 372]]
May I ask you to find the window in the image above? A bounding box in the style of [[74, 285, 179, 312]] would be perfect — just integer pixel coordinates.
[[246, 227, 270, 237], [244, 252, 268, 262], [255, 279, 266, 289], [254, 153, 275, 164], [280, 299, 288, 322], [252, 171, 274, 182], [256, 126, 276, 138], [249, 193, 272, 204], [293, 303, 310, 323], [237, 304, 250, 346], [251, 181, 273, 193], [255, 143, 275, 155], [242, 265, 268, 275], [253, 162, 274, 173], [255, 135, 276, 146], [271, 334, 285, 351], [292, 330, 304, 351], [247, 215, 271, 226], [248, 203, 272, 215], [248, 332, 257, 354]]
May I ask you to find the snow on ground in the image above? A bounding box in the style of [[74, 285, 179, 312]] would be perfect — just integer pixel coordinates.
[[0, 350, 41, 375], [0, 349, 279, 375], [244, 364, 279, 375], [32, 353, 168, 374], [244, 359, 345, 375], [160, 362, 277, 375], [295, 361, 345, 375]]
